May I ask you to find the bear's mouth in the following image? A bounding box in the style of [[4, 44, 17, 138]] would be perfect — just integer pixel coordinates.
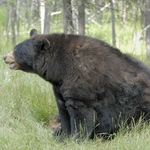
[[9, 62, 18, 70], [5, 61, 19, 70], [3, 51, 19, 70]]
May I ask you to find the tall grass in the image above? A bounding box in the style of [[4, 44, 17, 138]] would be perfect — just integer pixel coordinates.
[[0, 21, 150, 150]]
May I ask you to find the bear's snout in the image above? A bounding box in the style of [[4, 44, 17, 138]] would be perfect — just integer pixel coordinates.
[[3, 51, 19, 70], [3, 55, 7, 61]]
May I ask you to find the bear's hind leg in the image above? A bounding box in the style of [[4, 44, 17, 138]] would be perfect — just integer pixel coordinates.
[[65, 99, 96, 140]]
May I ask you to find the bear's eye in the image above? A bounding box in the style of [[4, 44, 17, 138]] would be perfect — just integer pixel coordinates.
[[41, 44, 45, 51]]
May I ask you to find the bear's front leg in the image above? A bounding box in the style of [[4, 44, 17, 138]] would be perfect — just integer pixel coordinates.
[[53, 97, 71, 142], [53, 85, 71, 140], [65, 99, 96, 140]]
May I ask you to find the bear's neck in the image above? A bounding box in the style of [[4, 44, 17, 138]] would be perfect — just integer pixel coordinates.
[[35, 34, 75, 84]]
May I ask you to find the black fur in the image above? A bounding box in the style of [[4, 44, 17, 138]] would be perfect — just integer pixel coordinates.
[[5, 30, 150, 140]]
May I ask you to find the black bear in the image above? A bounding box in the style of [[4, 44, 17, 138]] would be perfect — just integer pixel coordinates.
[[3, 29, 150, 140]]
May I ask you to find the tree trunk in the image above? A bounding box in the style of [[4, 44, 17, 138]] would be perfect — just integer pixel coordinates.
[[95, 0, 103, 21], [145, 0, 150, 58], [10, 1, 16, 46], [40, 0, 50, 34], [25, 0, 30, 29], [44, 4, 50, 34], [140, 1, 146, 30], [110, 0, 116, 47], [31, 0, 40, 23], [6, 0, 10, 39], [40, 0, 45, 33], [78, 0, 85, 35], [16, 0, 20, 39], [62, 0, 74, 34]]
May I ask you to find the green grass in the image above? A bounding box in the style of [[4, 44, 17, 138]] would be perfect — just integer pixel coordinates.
[[0, 20, 150, 149]]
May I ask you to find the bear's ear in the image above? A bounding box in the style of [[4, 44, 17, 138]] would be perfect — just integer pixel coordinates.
[[34, 38, 50, 52], [30, 29, 38, 37]]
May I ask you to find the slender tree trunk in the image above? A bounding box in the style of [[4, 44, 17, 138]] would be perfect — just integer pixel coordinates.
[[31, 0, 40, 23], [40, 0, 45, 33], [6, 0, 10, 39], [25, 0, 30, 29], [44, 4, 50, 34], [16, 0, 20, 38], [145, 0, 150, 58], [140, 1, 145, 30], [10, 1, 16, 46], [133, 6, 138, 37], [31, 0, 34, 23], [62, 0, 74, 34], [110, 0, 116, 47], [78, 0, 85, 35], [40, 0, 50, 34], [120, 0, 127, 23], [71, 0, 78, 33], [95, 0, 103, 21]]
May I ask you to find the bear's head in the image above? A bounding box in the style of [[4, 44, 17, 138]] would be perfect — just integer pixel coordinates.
[[3, 29, 50, 73]]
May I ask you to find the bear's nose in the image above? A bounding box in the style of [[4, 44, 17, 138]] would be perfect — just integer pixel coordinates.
[[3, 55, 7, 60]]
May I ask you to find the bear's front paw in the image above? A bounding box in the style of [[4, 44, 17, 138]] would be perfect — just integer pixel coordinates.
[[52, 124, 62, 136], [52, 125, 69, 142]]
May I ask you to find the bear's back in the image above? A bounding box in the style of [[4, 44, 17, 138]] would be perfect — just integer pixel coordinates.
[[34, 33, 150, 83]]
